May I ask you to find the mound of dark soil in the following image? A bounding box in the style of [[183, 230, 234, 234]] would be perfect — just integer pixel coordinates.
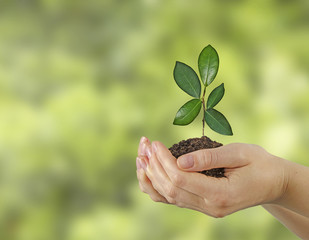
[[169, 136, 225, 178]]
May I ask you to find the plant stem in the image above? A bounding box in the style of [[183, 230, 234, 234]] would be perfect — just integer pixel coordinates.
[[201, 86, 207, 136]]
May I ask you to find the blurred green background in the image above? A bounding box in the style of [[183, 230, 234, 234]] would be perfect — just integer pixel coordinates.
[[0, 0, 308, 239]]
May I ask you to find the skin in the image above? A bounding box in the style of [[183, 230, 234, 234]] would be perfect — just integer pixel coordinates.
[[136, 136, 309, 239]]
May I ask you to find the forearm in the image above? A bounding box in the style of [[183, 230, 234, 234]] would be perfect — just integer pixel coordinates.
[[263, 204, 309, 239], [262, 159, 309, 239], [275, 160, 309, 218]]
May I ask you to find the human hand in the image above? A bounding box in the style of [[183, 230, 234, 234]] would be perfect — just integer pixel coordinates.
[[136, 137, 290, 218], [136, 137, 169, 204]]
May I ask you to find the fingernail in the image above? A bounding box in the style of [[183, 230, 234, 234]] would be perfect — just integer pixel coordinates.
[[178, 155, 194, 169], [136, 157, 142, 170], [139, 136, 148, 148], [152, 142, 158, 153], [146, 145, 152, 159]]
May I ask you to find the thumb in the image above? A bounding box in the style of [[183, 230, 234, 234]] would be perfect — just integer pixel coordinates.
[[177, 143, 248, 171]]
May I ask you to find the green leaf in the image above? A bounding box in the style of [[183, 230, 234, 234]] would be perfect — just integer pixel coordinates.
[[173, 61, 201, 98], [198, 45, 219, 86], [207, 83, 225, 109], [204, 109, 233, 135], [173, 99, 202, 125]]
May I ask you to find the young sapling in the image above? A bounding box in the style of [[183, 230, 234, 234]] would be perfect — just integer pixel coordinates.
[[173, 45, 233, 136], [169, 45, 233, 177]]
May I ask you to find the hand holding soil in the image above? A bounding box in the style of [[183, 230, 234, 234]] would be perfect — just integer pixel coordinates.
[[136, 136, 309, 238], [137, 136, 288, 217]]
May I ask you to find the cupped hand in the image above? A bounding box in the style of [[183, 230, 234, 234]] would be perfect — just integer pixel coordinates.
[[136, 137, 290, 218], [136, 137, 169, 204]]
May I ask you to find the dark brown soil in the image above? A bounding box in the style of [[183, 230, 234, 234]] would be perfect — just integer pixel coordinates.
[[169, 136, 225, 178]]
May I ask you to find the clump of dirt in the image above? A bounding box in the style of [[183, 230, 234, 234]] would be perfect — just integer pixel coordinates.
[[169, 136, 225, 178]]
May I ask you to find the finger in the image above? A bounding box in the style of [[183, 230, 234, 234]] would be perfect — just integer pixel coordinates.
[[137, 156, 168, 203], [136, 157, 142, 170], [137, 167, 168, 203], [152, 141, 225, 197], [136, 156, 148, 171], [177, 143, 249, 171], [138, 136, 150, 157], [140, 140, 153, 161], [145, 147, 206, 212]]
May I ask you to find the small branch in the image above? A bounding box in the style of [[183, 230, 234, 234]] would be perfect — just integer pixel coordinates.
[[202, 99, 205, 136], [201, 87, 207, 137]]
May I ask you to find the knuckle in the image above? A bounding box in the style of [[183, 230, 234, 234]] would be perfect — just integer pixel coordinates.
[[176, 201, 185, 208], [207, 192, 231, 218], [166, 196, 176, 205], [200, 150, 211, 169], [232, 143, 247, 160], [216, 197, 229, 209], [151, 182, 162, 195], [239, 147, 249, 160], [201, 150, 217, 169], [233, 143, 260, 161], [213, 191, 230, 209], [164, 184, 177, 199], [170, 173, 184, 187], [251, 144, 267, 156], [150, 195, 163, 203], [212, 209, 226, 218]]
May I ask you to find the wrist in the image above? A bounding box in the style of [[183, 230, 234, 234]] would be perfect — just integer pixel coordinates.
[[270, 156, 291, 206]]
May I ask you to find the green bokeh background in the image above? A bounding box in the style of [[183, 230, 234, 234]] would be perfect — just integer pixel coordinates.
[[0, 0, 308, 239]]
